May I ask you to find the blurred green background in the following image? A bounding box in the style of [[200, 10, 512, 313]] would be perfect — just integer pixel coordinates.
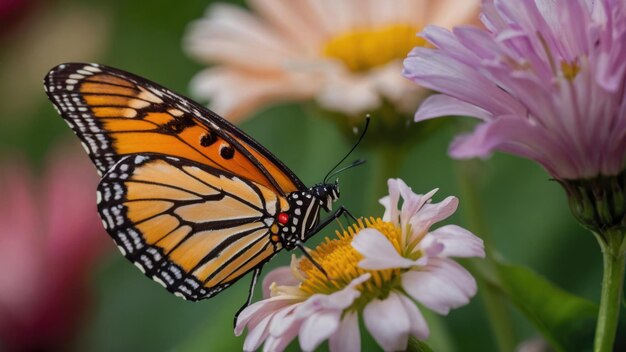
[[0, 0, 601, 351]]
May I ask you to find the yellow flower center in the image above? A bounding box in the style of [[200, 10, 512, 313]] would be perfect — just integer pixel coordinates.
[[299, 217, 406, 308], [322, 24, 426, 72]]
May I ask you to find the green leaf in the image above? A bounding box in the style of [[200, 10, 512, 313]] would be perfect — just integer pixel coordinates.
[[407, 336, 435, 352], [494, 261, 597, 351]]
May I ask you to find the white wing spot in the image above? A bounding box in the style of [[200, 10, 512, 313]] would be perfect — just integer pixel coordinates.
[[134, 262, 146, 274], [80, 141, 91, 154], [153, 276, 167, 288], [134, 155, 148, 164]]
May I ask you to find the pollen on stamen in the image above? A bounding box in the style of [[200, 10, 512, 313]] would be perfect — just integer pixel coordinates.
[[298, 217, 404, 305]]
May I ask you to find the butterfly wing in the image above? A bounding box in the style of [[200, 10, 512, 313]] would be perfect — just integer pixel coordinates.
[[44, 63, 304, 300], [44, 63, 304, 196], [98, 154, 285, 300]]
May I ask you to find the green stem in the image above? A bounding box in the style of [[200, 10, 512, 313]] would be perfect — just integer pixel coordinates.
[[369, 145, 404, 210], [593, 230, 626, 352], [456, 160, 518, 351]]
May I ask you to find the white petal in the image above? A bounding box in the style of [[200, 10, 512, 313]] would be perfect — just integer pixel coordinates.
[[329, 311, 360, 352], [352, 229, 417, 269], [364, 293, 410, 351], [299, 310, 341, 351], [410, 196, 459, 235], [317, 73, 381, 115], [263, 325, 299, 352], [379, 195, 392, 222], [402, 259, 477, 315], [243, 313, 272, 352], [418, 233, 445, 258], [236, 295, 299, 335], [295, 274, 369, 317], [397, 295, 430, 339], [269, 304, 300, 336], [427, 225, 485, 258], [381, 179, 401, 224], [262, 265, 300, 298]]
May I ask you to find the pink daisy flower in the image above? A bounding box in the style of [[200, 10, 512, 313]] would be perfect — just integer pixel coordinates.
[[236, 179, 484, 351], [403, 0, 626, 181]]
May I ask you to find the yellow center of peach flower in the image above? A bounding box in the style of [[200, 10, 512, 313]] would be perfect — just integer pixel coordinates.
[[322, 24, 426, 72], [299, 217, 409, 308]]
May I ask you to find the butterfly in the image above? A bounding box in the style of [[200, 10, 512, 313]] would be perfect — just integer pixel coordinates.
[[44, 63, 365, 312]]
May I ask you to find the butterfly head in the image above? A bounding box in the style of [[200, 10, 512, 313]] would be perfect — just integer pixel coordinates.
[[312, 180, 340, 212]]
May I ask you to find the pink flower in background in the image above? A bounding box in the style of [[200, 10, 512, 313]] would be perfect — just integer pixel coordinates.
[[0, 0, 32, 35], [184, 0, 480, 122], [236, 179, 484, 352], [403, 0, 626, 180], [0, 145, 111, 351]]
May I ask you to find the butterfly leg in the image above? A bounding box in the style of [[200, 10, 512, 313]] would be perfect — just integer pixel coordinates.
[[233, 266, 263, 329], [304, 206, 356, 242], [295, 206, 358, 279], [295, 242, 329, 279], [341, 208, 358, 223]]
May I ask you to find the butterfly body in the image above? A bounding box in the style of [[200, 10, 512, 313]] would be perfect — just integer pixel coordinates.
[[44, 63, 349, 302]]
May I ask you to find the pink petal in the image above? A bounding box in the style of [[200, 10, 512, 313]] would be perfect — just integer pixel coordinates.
[[363, 292, 410, 351], [402, 258, 477, 315], [415, 94, 493, 122], [352, 229, 417, 269], [397, 294, 430, 340], [419, 25, 478, 63], [329, 312, 360, 352], [448, 116, 582, 179], [403, 47, 525, 116], [299, 311, 341, 351]]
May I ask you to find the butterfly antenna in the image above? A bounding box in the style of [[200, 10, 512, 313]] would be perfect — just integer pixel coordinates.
[[325, 159, 366, 181], [323, 116, 370, 184]]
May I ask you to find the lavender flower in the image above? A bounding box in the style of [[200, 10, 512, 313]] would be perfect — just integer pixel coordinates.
[[403, 0, 626, 181]]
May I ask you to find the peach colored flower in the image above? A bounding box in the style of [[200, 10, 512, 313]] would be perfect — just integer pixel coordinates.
[[184, 0, 480, 122], [236, 178, 484, 351]]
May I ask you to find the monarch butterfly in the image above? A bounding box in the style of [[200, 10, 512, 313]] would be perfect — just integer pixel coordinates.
[[44, 63, 365, 314]]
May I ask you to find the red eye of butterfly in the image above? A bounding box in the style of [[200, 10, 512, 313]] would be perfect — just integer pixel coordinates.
[[44, 63, 367, 320]]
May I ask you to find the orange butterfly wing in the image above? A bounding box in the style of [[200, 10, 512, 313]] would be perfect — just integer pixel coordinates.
[[44, 63, 304, 196], [98, 154, 284, 300], [44, 63, 304, 300]]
